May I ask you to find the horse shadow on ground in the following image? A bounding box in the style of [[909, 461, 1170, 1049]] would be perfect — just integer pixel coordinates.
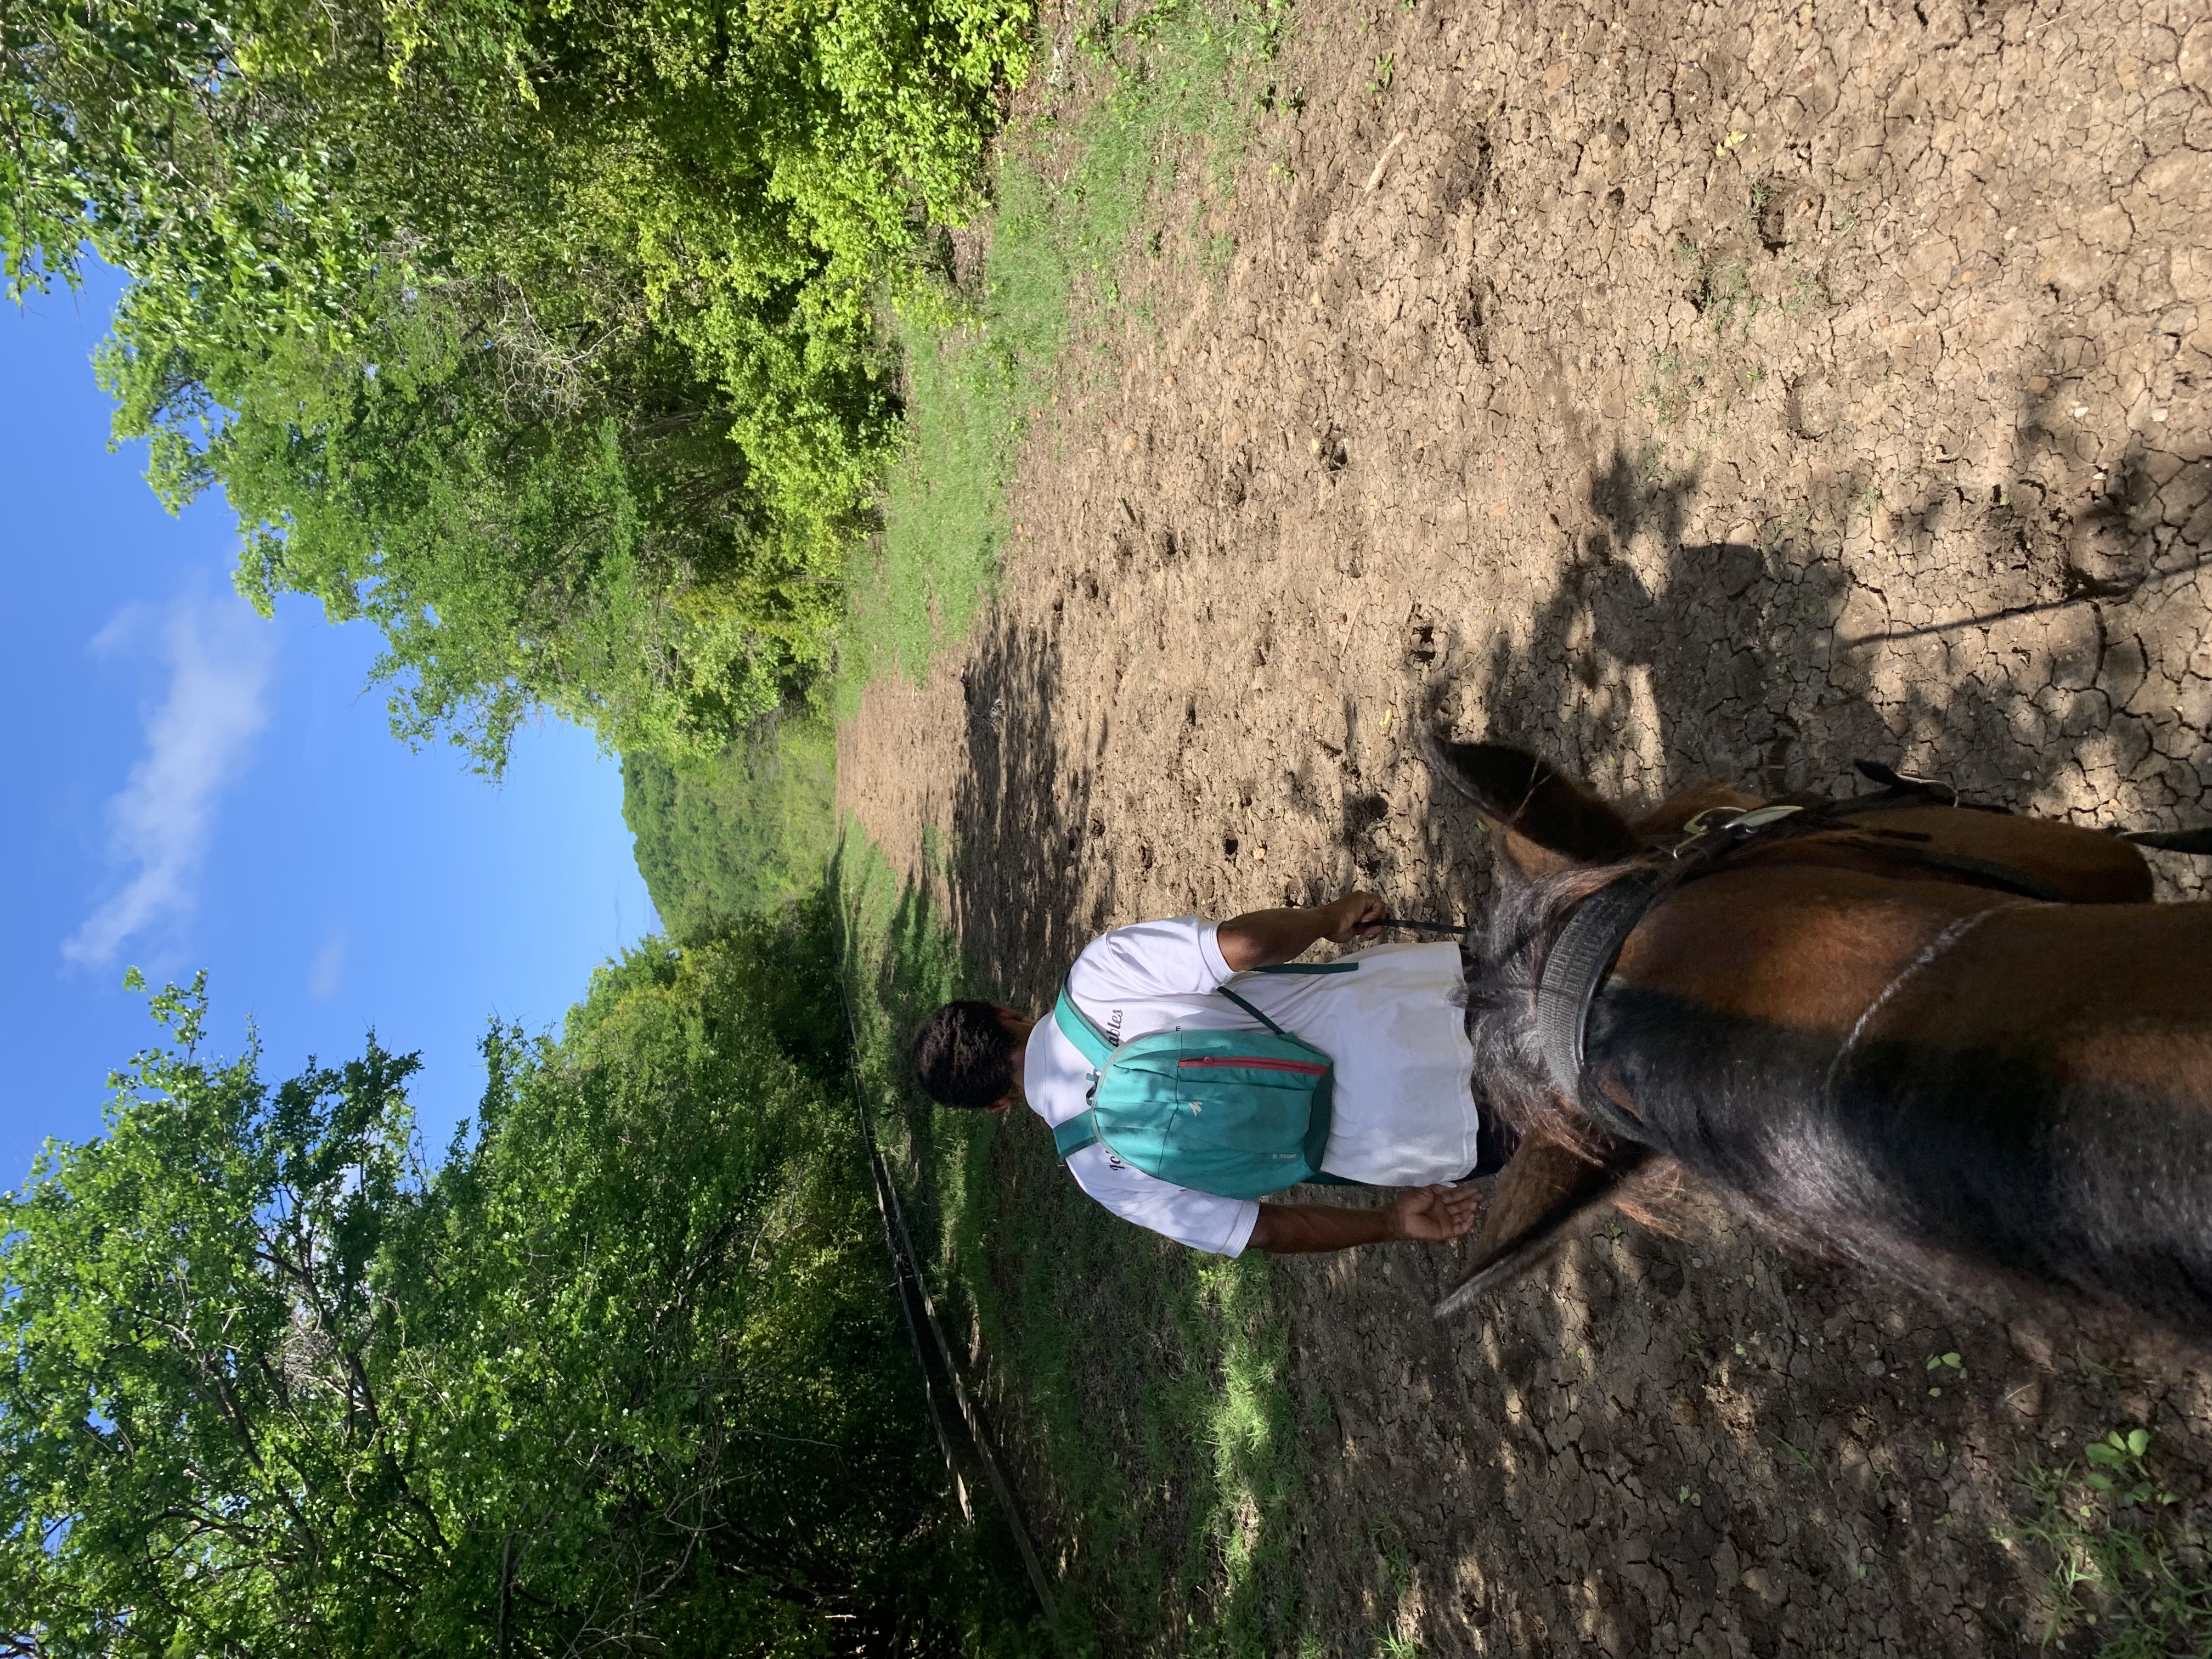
[[1441, 433, 2211, 894]]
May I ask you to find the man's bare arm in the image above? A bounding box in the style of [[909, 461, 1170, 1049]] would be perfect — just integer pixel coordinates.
[[1246, 1183, 1481, 1254], [1216, 892, 1389, 971]]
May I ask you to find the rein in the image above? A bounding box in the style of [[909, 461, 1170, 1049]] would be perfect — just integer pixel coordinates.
[[1532, 768, 2076, 1144]]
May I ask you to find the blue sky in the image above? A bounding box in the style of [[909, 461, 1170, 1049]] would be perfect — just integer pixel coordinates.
[[2, 266, 660, 1187]]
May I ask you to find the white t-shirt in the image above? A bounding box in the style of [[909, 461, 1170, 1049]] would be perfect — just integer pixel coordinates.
[[1022, 916, 1479, 1256]]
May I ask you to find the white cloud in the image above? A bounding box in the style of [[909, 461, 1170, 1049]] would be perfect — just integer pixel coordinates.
[[308, 932, 346, 999], [64, 592, 275, 970]]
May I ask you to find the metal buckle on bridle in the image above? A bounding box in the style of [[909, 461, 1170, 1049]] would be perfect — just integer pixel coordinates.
[[1664, 802, 1805, 857]]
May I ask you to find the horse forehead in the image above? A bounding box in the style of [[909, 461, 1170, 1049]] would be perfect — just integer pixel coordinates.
[[1888, 902, 2212, 1055], [1614, 866, 1998, 1034]]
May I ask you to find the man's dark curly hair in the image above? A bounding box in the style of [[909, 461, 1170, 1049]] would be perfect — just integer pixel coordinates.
[[910, 1001, 1023, 1108]]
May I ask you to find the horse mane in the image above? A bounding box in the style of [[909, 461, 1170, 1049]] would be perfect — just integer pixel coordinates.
[[1462, 857, 1645, 1165]]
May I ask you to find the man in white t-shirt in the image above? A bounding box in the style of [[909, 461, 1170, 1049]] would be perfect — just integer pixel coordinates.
[[910, 893, 1500, 1256]]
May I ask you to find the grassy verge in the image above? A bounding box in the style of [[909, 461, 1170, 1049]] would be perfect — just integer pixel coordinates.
[[2002, 1429, 2212, 1656], [838, 0, 1294, 704], [830, 822, 1314, 1657]]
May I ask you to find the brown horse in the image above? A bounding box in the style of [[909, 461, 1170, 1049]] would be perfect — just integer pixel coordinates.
[[1427, 735, 2212, 1344]]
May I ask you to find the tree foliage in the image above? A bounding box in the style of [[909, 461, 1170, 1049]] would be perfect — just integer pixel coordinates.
[[623, 710, 836, 931], [0, 929, 1015, 1655], [3, 0, 1030, 765]]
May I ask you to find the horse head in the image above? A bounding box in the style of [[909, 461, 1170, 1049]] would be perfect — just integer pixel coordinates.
[[1429, 732, 2212, 1345]]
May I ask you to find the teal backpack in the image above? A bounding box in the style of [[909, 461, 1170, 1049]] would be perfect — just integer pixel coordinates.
[[1049, 964, 1355, 1199]]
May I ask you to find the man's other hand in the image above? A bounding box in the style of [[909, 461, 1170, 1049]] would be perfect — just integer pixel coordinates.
[[1219, 891, 1389, 971], [1248, 1182, 1483, 1254], [1386, 1182, 1482, 1243], [1322, 891, 1389, 944]]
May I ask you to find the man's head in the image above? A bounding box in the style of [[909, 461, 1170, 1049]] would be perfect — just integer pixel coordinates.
[[910, 1001, 1035, 1111]]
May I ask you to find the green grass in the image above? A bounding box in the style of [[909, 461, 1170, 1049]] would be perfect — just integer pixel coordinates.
[[838, 0, 1292, 705], [830, 821, 1316, 1657], [1998, 1430, 2212, 1656]]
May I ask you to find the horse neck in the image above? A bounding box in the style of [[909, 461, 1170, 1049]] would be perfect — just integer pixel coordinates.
[[1593, 868, 2212, 1334]]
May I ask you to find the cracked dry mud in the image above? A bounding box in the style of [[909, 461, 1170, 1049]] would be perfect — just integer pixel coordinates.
[[839, 0, 2212, 1652]]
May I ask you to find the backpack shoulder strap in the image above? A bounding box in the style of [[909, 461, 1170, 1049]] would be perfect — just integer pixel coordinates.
[[1052, 1113, 1101, 1158], [1052, 977, 1115, 1069], [1215, 983, 1290, 1036]]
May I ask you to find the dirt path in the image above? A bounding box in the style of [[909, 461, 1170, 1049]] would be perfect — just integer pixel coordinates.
[[840, 0, 2212, 1651]]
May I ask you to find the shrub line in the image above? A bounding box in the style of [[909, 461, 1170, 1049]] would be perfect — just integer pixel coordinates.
[[834, 893, 1068, 1645]]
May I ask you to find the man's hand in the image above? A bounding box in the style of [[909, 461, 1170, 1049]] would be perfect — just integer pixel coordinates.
[[1385, 1182, 1482, 1243], [1217, 890, 1390, 970], [1321, 891, 1389, 944], [1246, 1182, 1483, 1254]]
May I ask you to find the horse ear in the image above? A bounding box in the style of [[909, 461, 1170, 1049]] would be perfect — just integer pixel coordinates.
[[1495, 825, 1576, 887], [1421, 734, 1641, 866]]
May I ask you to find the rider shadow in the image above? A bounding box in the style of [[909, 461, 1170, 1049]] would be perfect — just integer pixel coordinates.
[[1449, 436, 2211, 882]]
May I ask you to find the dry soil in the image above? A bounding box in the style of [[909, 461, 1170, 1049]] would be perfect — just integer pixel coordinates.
[[839, 0, 2212, 1651]]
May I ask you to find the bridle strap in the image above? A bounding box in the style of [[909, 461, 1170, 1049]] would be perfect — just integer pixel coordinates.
[[1534, 867, 1666, 1143]]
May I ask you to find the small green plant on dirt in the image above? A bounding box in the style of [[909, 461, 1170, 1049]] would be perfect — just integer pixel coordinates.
[[1643, 350, 1717, 430], [1630, 438, 1699, 496], [1373, 1515, 1415, 1595], [1772, 1435, 1817, 1475], [1369, 52, 1395, 100], [1760, 499, 1812, 550], [1370, 1519, 1422, 1659], [1782, 262, 1832, 315], [2077, 1347, 2122, 1381], [1926, 1350, 1964, 1397], [2004, 1429, 2212, 1657], [1695, 256, 1756, 335], [2085, 1429, 2179, 1510]]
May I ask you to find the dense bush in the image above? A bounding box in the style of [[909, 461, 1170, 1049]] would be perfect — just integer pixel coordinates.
[[624, 710, 837, 932], [3, 0, 1030, 765], [0, 927, 1022, 1654]]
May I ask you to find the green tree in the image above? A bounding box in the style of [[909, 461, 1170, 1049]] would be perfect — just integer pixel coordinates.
[[624, 710, 837, 929], [0, 948, 1009, 1655], [4, 0, 1030, 766]]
